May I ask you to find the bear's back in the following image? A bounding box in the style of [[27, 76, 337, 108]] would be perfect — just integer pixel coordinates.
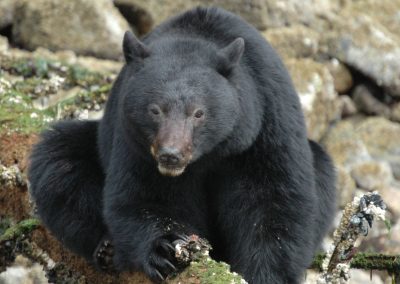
[[144, 7, 273, 64]]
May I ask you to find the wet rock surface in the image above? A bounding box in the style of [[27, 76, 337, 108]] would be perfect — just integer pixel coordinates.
[[12, 0, 130, 60], [285, 58, 340, 141]]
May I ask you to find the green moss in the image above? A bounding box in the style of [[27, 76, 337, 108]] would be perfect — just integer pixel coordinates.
[[0, 56, 112, 134], [310, 252, 400, 274], [0, 218, 40, 243], [13, 77, 43, 98], [310, 253, 326, 271], [54, 84, 111, 118], [1, 58, 50, 78], [350, 253, 400, 272], [66, 64, 110, 88], [0, 89, 55, 134], [0, 218, 12, 236], [170, 256, 245, 284], [191, 257, 243, 284]]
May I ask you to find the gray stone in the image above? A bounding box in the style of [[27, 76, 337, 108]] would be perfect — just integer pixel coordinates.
[[114, 0, 268, 33], [321, 0, 400, 97], [0, 0, 15, 29], [0, 256, 47, 284], [285, 58, 340, 141], [349, 270, 384, 284], [338, 95, 357, 118], [262, 0, 339, 29], [336, 166, 356, 208], [322, 118, 372, 169], [354, 117, 400, 161], [13, 0, 130, 60], [324, 116, 400, 179], [350, 161, 393, 191], [326, 59, 353, 94], [352, 84, 391, 117], [263, 25, 319, 59], [0, 35, 9, 55]]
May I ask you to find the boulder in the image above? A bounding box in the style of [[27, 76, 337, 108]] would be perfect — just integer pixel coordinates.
[[0, 0, 15, 30], [262, 0, 339, 29], [263, 25, 319, 59], [326, 59, 353, 94], [324, 116, 400, 191], [338, 95, 357, 118], [350, 161, 393, 191], [0, 35, 9, 55], [321, 0, 400, 97], [354, 117, 400, 163], [322, 118, 372, 169], [113, 0, 268, 33], [336, 166, 356, 208], [352, 84, 391, 117], [261, 0, 400, 98], [285, 58, 340, 140], [12, 0, 130, 60]]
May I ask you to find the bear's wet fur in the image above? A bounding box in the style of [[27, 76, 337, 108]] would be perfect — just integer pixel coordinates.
[[29, 7, 336, 284]]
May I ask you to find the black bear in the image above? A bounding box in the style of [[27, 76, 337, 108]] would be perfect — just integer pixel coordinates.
[[29, 7, 336, 284]]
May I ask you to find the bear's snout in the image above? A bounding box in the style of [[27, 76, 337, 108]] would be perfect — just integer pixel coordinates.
[[151, 119, 193, 176], [158, 147, 182, 167]]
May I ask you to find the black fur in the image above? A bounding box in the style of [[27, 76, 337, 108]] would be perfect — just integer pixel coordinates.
[[29, 120, 106, 262], [29, 7, 336, 284]]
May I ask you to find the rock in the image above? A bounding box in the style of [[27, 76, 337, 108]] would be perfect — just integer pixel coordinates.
[[358, 220, 400, 267], [389, 102, 400, 123], [113, 0, 190, 35], [380, 185, 400, 217], [0, 255, 47, 284], [324, 116, 400, 179], [354, 117, 400, 169], [263, 25, 319, 59], [326, 59, 353, 94], [201, 0, 268, 30], [260, 0, 400, 98], [303, 269, 320, 283], [0, 0, 15, 30], [73, 57, 122, 75], [321, 0, 400, 97], [322, 118, 372, 169], [0, 35, 9, 55], [336, 166, 356, 208], [350, 161, 393, 191], [350, 270, 384, 284], [32, 48, 123, 75], [338, 95, 357, 118], [0, 164, 25, 189], [113, 0, 268, 33], [262, 0, 341, 29], [12, 0, 130, 60], [285, 58, 340, 140], [352, 84, 391, 117]]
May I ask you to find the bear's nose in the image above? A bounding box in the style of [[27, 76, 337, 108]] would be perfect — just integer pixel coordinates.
[[158, 147, 182, 166]]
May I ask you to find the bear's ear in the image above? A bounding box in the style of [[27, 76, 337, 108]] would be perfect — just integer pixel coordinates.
[[123, 31, 150, 63], [217, 37, 245, 76]]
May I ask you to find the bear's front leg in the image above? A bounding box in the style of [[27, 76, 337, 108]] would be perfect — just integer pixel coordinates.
[[103, 161, 203, 282], [214, 172, 320, 284], [104, 193, 193, 281]]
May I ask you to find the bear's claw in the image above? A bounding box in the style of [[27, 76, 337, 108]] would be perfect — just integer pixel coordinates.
[[94, 238, 115, 272]]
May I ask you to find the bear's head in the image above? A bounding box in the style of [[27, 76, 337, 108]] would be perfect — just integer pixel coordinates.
[[120, 31, 248, 177]]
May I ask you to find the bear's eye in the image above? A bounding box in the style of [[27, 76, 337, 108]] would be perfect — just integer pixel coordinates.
[[149, 105, 161, 116], [194, 109, 204, 119]]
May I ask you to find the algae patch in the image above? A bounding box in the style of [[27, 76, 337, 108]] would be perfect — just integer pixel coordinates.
[[0, 56, 113, 134]]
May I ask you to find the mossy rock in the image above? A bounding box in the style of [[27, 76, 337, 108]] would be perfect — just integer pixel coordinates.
[[0, 56, 112, 134]]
